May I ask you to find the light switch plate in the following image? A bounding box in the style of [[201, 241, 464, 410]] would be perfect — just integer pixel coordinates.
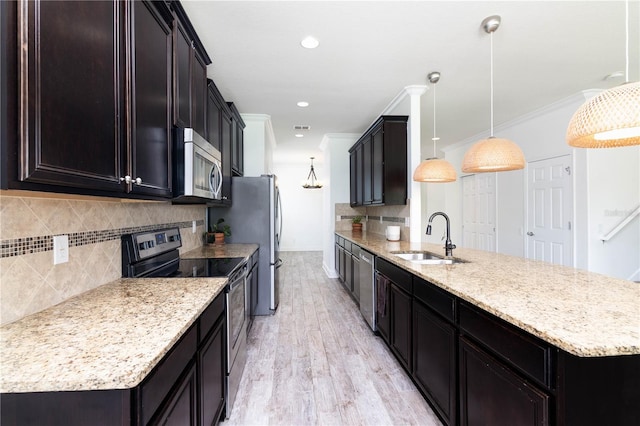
[[53, 235, 69, 265]]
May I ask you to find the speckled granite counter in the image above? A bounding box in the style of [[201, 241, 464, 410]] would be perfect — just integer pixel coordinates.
[[337, 231, 640, 357], [181, 243, 258, 260], [0, 243, 258, 394]]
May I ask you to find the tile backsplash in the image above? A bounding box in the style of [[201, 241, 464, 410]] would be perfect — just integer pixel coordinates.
[[0, 193, 206, 325], [335, 202, 410, 241]]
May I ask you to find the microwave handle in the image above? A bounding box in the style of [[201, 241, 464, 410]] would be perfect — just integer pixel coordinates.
[[210, 162, 223, 198]]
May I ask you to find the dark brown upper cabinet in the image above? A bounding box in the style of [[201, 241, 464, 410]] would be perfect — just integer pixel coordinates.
[[129, 0, 174, 198], [227, 102, 245, 177], [171, 1, 211, 138], [349, 115, 408, 207], [207, 79, 232, 204], [3, 0, 183, 199], [13, 0, 127, 193]]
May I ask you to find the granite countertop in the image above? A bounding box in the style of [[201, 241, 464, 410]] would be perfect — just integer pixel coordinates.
[[337, 231, 640, 357], [0, 244, 258, 394]]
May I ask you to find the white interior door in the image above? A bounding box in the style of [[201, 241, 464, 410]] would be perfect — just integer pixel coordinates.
[[462, 174, 496, 251], [527, 155, 573, 266]]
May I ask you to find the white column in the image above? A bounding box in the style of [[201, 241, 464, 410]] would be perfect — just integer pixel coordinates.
[[404, 85, 428, 243]]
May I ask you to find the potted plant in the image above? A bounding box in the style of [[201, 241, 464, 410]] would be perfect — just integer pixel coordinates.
[[206, 218, 231, 244], [352, 215, 363, 232]]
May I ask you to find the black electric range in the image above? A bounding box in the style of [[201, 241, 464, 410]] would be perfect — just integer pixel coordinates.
[[122, 227, 245, 278]]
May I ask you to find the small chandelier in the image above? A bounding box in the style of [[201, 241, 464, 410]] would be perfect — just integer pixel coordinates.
[[566, 0, 640, 148], [413, 71, 457, 183], [462, 15, 525, 173], [302, 157, 323, 189]]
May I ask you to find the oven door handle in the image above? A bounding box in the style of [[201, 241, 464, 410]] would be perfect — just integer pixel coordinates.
[[227, 265, 248, 292]]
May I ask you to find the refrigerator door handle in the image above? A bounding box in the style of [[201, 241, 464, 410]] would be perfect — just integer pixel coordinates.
[[276, 189, 283, 247]]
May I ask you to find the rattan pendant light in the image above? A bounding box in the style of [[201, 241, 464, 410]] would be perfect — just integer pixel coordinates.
[[413, 72, 457, 182], [566, 0, 640, 148], [462, 15, 525, 173]]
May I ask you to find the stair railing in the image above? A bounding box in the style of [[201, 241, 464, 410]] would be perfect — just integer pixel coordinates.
[[600, 205, 640, 242]]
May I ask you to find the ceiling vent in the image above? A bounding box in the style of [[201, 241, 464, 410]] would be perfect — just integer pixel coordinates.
[[293, 125, 311, 131]]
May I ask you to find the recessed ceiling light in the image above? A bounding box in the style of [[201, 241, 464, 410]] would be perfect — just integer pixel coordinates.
[[297, 101, 309, 107], [295, 134, 304, 138], [301, 36, 319, 49]]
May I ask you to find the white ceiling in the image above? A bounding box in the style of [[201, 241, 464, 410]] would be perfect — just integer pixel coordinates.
[[182, 1, 640, 164]]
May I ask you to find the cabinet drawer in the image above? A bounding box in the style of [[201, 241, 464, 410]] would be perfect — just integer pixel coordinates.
[[141, 325, 197, 424], [199, 293, 224, 344], [376, 257, 411, 294], [344, 240, 352, 253], [459, 303, 553, 389], [413, 276, 455, 323]]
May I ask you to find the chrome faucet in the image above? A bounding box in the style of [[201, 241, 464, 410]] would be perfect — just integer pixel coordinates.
[[426, 212, 456, 257]]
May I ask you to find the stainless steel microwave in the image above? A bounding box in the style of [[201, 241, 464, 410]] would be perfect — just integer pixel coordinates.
[[173, 128, 222, 202]]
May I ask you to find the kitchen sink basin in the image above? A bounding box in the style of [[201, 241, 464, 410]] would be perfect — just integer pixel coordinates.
[[393, 252, 443, 261], [390, 251, 466, 265]]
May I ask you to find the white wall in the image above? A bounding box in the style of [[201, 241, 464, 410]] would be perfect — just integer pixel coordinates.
[[272, 161, 325, 251], [586, 146, 640, 280], [440, 91, 640, 280], [320, 134, 359, 276], [241, 114, 275, 176]]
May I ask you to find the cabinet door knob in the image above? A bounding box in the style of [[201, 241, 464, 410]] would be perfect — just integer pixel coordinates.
[[526, 231, 534, 236], [120, 176, 142, 185]]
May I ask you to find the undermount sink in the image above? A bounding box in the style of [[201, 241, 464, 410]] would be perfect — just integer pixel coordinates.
[[391, 251, 466, 265]]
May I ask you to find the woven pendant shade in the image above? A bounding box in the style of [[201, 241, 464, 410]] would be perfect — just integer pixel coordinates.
[[566, 81, 640, 148], [462, 16, 525, 174], [461, 137, 525, 173], [413, 158, 457, 182]]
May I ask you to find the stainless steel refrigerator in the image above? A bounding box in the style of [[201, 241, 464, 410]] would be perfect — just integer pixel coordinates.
[[213, 175, 282, 315]]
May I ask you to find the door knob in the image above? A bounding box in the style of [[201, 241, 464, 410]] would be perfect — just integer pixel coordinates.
[[526, 231, 534, 236]]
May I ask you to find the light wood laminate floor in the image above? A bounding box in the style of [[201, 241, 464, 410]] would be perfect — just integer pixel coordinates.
[[224, 251, 442, 426]]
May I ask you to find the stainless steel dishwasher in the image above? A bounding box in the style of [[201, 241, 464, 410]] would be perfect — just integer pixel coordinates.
[[359, 249, 376, 331]]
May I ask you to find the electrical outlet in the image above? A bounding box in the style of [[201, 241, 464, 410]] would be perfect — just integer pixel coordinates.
[[336, 215, 341, 221], [53, 235, 69, 265], [192, 220, 197, 233]]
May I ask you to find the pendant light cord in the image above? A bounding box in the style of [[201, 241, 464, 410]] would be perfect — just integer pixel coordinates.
[[625, 0, 629, 83], [490, 30, 494, 137], [433, 83, 437, 157]]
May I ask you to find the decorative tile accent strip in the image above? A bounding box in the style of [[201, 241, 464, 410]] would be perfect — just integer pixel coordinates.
[[0, 220, 205, 258], [382, 216, 405, 223], [367, 215, 381, 221]]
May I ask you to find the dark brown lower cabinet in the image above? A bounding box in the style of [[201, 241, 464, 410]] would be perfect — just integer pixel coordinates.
[[0, 293, 226, 426], [199, 319, 225, 426], [412, 300, 457, 426], [390, 283, 412, 370], [459, 337, 550, 426], [345, 250, 353, 292], [375, 272, 391, 344], [152, 362, 197, 426]]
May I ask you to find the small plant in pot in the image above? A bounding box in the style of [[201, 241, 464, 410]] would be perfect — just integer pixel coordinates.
[[206, 218, 231, 244], [351, 216, 363, 232]]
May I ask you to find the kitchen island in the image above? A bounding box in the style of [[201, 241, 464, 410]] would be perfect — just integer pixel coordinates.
[[336, 230, 640, 426], [0, 243, 257, 425]]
